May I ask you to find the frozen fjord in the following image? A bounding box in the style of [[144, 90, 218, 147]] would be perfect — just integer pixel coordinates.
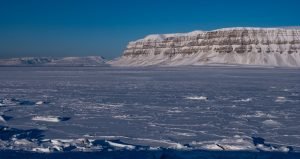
[[0, 66, 299, 153]]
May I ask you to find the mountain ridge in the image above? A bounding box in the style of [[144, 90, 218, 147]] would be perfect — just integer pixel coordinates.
[[0, 56, 107, 66], [110, 27, 300, 67]]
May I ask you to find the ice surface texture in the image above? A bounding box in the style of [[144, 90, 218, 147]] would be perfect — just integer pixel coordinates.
[[0, 66, 299, 156]]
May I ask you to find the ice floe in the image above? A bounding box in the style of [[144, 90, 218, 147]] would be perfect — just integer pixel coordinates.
[[0, 129, 294, 153], [168, 143, 188, 150], [185, 96, 208, 101], [32, 147, 51, 153], [82, 135, 189, 150], [35, 101, 45, 105], [32, 116, 70, 122], [275, 96, 291, 103], [167, 110, 182, 113], [171, 132, 196, 137], [112, 115, 130, 120], [256, 144, 290, 152], [0, 115, 12, 123], [240, 111, 276, 118], [234, 98, 252, 102], [14, 139, 35, 146], [0, 115, 6, 123], [190, 136, 256, 151], [0, 98, 18, 106], [252, 137, 293, 152], [0, 98, 49, 106], [106, 140, 136, 150], [262, 119, 281, 127], [190, 136, 293, 152], [167, 108, 182, 113]]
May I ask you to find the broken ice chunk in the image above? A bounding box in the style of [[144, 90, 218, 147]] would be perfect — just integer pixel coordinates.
[[32, 116, 70, 122]]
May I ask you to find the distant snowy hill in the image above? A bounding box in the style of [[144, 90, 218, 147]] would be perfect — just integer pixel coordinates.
[[0, 56, 107, 66], [45, 56, 106, 66], [110, 27, 300, 67]]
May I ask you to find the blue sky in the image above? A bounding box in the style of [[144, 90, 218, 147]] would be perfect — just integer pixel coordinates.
[[0, 0, 299, 59]]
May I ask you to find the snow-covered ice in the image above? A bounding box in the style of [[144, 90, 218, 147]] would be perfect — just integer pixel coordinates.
[[0, 66, 299, 154], [32, 116, 68, 122], [185, 96, 208, 101], [275, 96, 288, 103], [234, 98, 252, 102], [262, 119, 281, 127], [106, 141, 136, 150]]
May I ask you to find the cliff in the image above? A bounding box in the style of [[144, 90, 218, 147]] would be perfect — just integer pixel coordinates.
[[110, 27, 300, 67]]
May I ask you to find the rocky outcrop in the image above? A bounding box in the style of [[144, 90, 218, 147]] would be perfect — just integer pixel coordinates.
[[110, 27, 300, 67]]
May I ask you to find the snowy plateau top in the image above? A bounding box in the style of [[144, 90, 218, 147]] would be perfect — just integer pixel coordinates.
[[135, 27, 300, 42], [110, 27, 300, 67]]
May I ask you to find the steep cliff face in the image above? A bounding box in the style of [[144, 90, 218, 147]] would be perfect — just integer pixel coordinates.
[[110, 27, 300, 67]]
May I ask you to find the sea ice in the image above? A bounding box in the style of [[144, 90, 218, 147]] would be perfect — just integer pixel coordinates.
[[0, 115, 6, 122], [275, 96, 288, 103], [234, 98, 252, 102], [32, 147, 51, 153], [185, 96, 208, 101], [262, 119, 281, 127], [0, 66, 299, 153], [35, 101, 45, 105], [32, 116, 65, 122], [106, 141, 136, 150]]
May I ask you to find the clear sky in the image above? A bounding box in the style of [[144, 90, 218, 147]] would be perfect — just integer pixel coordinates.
[[0, 0, 299, 59]]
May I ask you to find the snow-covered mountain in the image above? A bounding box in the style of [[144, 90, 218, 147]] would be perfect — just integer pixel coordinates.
[[0, 56, 106, 66], [45, 56, 106, 66], [110, 27, 300, 67]]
